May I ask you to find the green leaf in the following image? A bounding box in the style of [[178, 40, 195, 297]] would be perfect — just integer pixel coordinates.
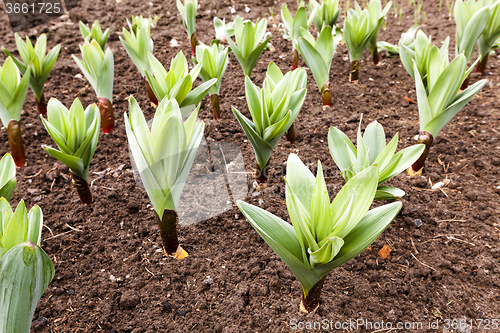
[[426, 46, 444, 93], [0, 242, 54, 333], [297, 32, 329, 89], [262, 111, 290, 142], [330, 166, 378, 239], [124, 111, 164, 215], [242, 35, 273, 77], [363, 120, 386, 164], [185, 2, 197, 36], [424, 79, 487, 137], [237, 200, 320, 294], [26, 205, 42, 246], [1, 200, 28, 251], [313, 202, 401, 277], [0, 179, 16, 202], [286, 178, 318, 255], [179, 78, 217, 115], [379, 144, 424, 183], [244, 76, 263, 133], [375, 186, 405, 200], [241, 22, 255, 59], [310, 162, 334, 242], [328, 126, 357, 176], [0, 153, 16, 201], [400, 44, 416, 79], [308, 236, 344, 267], [42, 146, 85, 177], [285, 153, 316, 211], [457, 7, 490, 61], [413, 60, 433, 130], [427, 55, 467, 117], [96, 48, 114, 101], [232, 107, 273, 170]]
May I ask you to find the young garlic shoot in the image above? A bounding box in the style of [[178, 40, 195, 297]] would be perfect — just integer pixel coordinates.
[[476, 0, 500, 74], [40, 98, 100, 205], [343, 1, 390, 82], [0, 57, 31, 168], [177, 0, 199, 56], [72, 40, 115, 133], [454, 0, 490, 88], [192, 41, 229, 119], [144, 51, 216, 116], [214, 16, 274, 50], [280, 3, 317, 69], [377, 24, 419, 57], [125, 96, 204, 259], [328, 115, 424, 200], [0, 153, 16, 201], [308, 0, 341, 33], [365, 0, 392, 65], [0, 199, 54, 333], [120, 15, 157, 105], [410, 55, 486, 175], [238, 154, 401, 313], [225, 16, 273, 77], [79, 20, 110, 50], [2, 34, 60, 116], [214, 17, 234, 43], [232, 63, 307, 183], [400, 30, 450, 93], [297, 26, 338, 107]]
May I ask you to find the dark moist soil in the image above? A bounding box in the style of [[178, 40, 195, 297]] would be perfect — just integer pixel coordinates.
[[1, 0, 500, 332]]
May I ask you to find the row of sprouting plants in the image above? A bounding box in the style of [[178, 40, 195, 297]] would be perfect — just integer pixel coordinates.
[[0, 0, 499, 329]]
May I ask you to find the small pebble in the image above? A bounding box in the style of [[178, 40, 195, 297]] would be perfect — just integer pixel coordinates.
[[431, 182, 445, 190], [413, 219, 423, 228], [110, 275, 116, 282], [252, 191, 260, 197], [31, 317, 48, 330], [258, 199, 264, 206], [204, 276, 213, 285], [162, 301, 172, 312], [67, 289, 75, 295]]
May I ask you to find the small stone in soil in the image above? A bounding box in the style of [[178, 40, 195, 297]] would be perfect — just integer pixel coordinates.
[[67, 289, 75, 295], [127, 200, 140, 213], [119, 290, 140, 309], [431, 182, 445, 190], [413, 219, 423, 228], [178, 310, 187, 316], [162, 301, 172, 312], [204, 276, 213, 285], [31, 317, 48, 330]]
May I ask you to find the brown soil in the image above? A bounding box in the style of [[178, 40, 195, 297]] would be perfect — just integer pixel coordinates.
[[1, 0, 500, 332]]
